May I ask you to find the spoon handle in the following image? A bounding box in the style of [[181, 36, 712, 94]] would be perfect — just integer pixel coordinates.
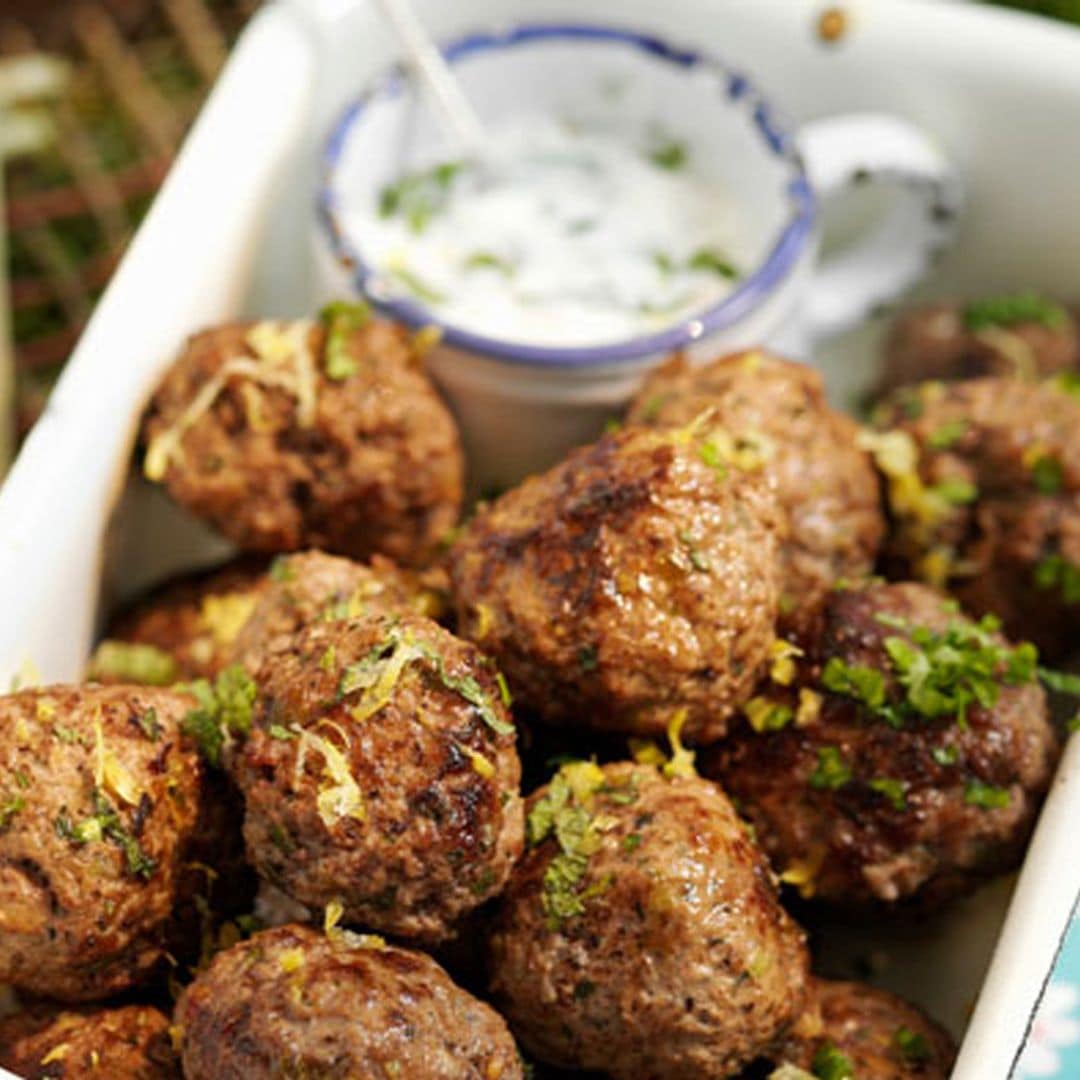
[[374, 0, 487, 156]]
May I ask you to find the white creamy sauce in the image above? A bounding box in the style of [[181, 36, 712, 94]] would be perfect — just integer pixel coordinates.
[[345, 116, 749, 347]]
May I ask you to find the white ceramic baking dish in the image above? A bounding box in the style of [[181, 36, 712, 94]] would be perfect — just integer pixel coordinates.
[[1, 1, 1079, 1076]]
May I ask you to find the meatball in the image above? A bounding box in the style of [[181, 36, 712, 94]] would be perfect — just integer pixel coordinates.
[[175, 922, 523, 1080], [702, 581, 1057, 908], [0, 1003, 179, 1079], [488, 761, 809, 1079], [879, 295, 1077, 394], [448, 423, 785, 743], [626, 350, 883, 629], [89, 557, 268, 683], [870, 375, 1080, 655], [229, 548, 448, 671], [141, 306, 464, 566], [769, 977, 956, 1079], [231, 611, 524, 942], [0, 685, 205, 1000]]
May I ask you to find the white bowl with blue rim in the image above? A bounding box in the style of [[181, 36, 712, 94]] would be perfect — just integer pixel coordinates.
[[316, 22, 960, 489]]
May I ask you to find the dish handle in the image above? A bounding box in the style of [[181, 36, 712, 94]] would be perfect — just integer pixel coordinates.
[[797, 112, 963, 342]]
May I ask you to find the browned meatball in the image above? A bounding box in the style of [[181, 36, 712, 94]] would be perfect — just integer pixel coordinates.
[[488, 761, 809, 1079], [879, 295, 1077, 394], [229, 548, 448, 671], [448, 423, 785, 743], [769, 977, 956, 1079], [231, 612, 523, 942], [175, 923, 523, 1080], [870, 375, 1080, 655], [0, 685, 205, 1000], [88, 558, 268, 683], [140, 306, 464, 566], [627, 350, 884, 630], [702, 582, 1057, 908], [0, 1003, 179, 1079]]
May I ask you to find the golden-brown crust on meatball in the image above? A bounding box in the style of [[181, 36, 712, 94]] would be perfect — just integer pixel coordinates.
[[871, 375, 1080, 656], [0, 1003, 179, 1079], [771, 977, 956, 1079], [0, 685, 204, 1001], [448, 424, 786, 743], [627, 351, 884, 630], [141, 315, 464, 566], [488, 762, 809, 1079], [702, 582, 1058, 908], [231, 612, 523, 942], [174, 923, 524, 1080]]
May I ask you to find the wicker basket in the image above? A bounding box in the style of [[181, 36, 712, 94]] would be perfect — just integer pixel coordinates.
[[1, 0, 257, 444]]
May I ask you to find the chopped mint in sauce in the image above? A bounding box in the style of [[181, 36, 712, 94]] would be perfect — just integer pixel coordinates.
[[963, 291, 1067, 332]]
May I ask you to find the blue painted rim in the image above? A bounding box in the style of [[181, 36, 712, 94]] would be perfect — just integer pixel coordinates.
[[318, 23, 817, 369]]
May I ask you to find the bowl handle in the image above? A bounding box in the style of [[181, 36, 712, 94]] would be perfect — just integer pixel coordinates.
[[797, 112, 962, 342]]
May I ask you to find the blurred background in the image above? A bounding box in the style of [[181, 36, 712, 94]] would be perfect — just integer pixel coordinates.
[[0, 0, 1075, 456]]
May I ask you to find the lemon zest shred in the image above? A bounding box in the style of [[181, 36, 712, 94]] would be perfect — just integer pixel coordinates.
[[662, 708, 696, 778], [40, 1044, 69, 1065], [770, 639, 803, 686], [199, 592, 259, 646]]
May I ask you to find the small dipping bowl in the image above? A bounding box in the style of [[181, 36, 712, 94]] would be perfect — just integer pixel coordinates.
[[317, 23, 960, 490]]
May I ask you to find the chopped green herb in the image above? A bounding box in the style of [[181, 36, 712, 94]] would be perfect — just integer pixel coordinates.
[[1051, 371, 1080, 398], [932, 744, 959, 766], [56, 789, 157, 879], [652, 251, 676, 275], [622, 833, 643, 852], [927, 418, 969, 449], [677, 530, 711, 572], [647, 138, 687, 170], [319, 645, 337, 673], [578, 645, 599, 673], [874, 612, 1038, 727], [1033, 554, 1080, 604], [463, 251, 514, 276], [269, 555, 295, 583], [268, 725, 296, 741], [964, 292, 1067, 332], [12, 770, 29, 790], [931, 477, 978, 505], [1031, 454, 1064, 494], [812, 1039, 856, 1079], [1039, 666, 1080, 695], [809, 747, 852, 791], [0, 795, 25, 830], [86, 641, 177, 687], [526, 762, 618, 927], [698, 440, 728, 478], [687, 247, 739, 279], [964, 780, 1011, 809], [269, 822, 295, 853], [52, 724, 83, 745], [320, 300, 371, 380], [181, 665, 257, 767], [389, 266, 447, 305], [379, 160, 465, 233], [894, 1025, 932, 1063], [821, 657, 888, 712], [869, 777, 907, 811], [135, 708, 161, 742]]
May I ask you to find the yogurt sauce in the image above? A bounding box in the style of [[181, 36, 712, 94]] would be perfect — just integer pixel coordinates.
[[345, 115, 749, 348]]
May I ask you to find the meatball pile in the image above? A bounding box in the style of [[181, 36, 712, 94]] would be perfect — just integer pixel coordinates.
[[141, 304, 464, 565], [11, 296, 1073, 1076], [175, 924, 522, 1080], [704, 580, 1057, 908], [448, 420, 786, 742], [231, 610, 524, 942], [0, 1004, 179, 1079], [0, 684, 207, 1000], [626, 350, 884, 629], [870, 374, 1080, 654], [490, 761, 810, 1078]]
